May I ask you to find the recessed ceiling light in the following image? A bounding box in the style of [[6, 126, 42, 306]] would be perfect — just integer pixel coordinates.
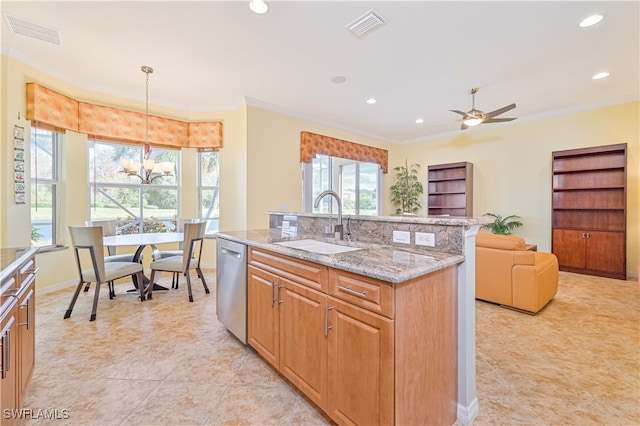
[[249, 0, 269, 14], [366, 98, 376, 104], [331, 76, 346, 84], [579, 14, 604, 28], [592, 71, 610, 80], [415, 118, 424, 124]]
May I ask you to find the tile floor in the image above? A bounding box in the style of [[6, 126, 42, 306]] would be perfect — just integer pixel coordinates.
[[13, 270, 640, 425]]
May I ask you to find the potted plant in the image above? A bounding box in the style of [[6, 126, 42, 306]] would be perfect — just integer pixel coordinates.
[[390, 159, 424, 215], [481, 213, 523, 235]]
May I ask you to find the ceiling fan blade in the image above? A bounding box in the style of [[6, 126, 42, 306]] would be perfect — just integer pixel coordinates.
[[450, 109, 469, 117], [485, 103, 516, 119], [483, 117, 517, 123]]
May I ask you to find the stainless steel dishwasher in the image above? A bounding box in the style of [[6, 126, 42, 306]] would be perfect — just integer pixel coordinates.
[[216, 238, 247, 344]]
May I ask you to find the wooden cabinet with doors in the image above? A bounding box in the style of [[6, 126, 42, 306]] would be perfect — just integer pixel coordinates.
[[551, 144, 627, 279], [1, 249, 38, 425], [427, 162, 473, 216], [247, 246, 458, 425], [247, 248, 329, 408]]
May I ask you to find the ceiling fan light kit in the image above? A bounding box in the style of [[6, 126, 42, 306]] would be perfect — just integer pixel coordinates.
[[451, 87, 517, 130]]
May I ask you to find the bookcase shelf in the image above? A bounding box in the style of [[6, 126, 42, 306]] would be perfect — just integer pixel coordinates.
[[427, 162, 473, 217], [551, 143, 627, 279]]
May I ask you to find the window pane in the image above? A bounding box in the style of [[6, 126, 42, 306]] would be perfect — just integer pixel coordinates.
[[30, 183, 55, 246], [200, 152, 219, 186], [91, 187, 141, 220], [30, 128, 55, 180], [201, 189, 220, 233], [359, 163, 378, 216], [341, 163, 356, 215], [311, 155, 331, 213]]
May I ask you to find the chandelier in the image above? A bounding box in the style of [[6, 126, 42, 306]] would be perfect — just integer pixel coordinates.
[[120, 65, 174, 183]]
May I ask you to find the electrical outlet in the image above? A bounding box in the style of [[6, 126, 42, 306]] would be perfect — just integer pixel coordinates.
[[415, 232, 435, 247], [392, 230, 411, 244]]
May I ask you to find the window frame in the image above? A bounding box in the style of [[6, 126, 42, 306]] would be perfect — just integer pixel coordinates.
[[88, 139, 181, 234], [30, 127, 61, 248], [302, 154, 382, 215], [198, 150, 220, 235]]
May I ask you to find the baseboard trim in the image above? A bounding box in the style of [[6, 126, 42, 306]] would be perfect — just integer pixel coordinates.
[[457, 397, 479, 425], [37, 279, 77, 295]]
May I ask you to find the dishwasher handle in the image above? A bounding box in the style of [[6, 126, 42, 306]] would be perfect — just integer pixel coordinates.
[[220, 247, 243, 259]]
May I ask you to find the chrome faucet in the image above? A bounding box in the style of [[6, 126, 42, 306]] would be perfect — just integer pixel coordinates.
[[313, 190, 343, 240]]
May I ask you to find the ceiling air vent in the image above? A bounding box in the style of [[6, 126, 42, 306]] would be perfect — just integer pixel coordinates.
[[347, 9, 386, 37], [3, 13, 61, 46]]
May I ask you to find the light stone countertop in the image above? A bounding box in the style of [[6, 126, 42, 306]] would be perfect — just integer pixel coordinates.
[[215, 229, 464, 284], [0, 247, 39, 283]]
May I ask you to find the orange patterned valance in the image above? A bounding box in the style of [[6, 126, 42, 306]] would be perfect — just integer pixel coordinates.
[[26, 83, 79, 132], [300, 131, 388, 173], [26, 83, 222, 149]]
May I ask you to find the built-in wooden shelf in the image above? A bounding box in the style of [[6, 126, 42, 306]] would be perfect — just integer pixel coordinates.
[[427, 162, 473, 217]]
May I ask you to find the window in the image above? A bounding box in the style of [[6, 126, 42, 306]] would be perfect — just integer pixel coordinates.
[[89, 140, 179, 234], [30, 127, 60, 247], [199, 151, 220, 234], [303, 154, 381, 215]]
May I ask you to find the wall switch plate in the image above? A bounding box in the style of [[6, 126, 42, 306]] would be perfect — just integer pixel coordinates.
[[392, 230, 411, 244], [415, 232, 435, 247]]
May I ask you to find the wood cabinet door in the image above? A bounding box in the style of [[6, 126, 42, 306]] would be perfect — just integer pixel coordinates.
[[553, 229, 586, 269], [18, 286, 35, 406], [247, 265, 279, 368], [1, 313, 18, 426], [585, 231, 625, 276], [279, 278, 327, 409], [327, 297, 394, 426]]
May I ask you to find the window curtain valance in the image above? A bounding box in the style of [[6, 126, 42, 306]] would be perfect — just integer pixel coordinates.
[[26, 83, 222, 149], [300, 131, 388, 173]]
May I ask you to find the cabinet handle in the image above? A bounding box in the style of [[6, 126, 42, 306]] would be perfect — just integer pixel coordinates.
[[5, 288, 19, 298], [1, 325, 12, 379], [325, 304, 334, 337], [270, 280, 276, 306], [585, 233, 590, 238], [20, 296, 31, 329], [338, 285, 367, 299], [277, 281, 284, 304]]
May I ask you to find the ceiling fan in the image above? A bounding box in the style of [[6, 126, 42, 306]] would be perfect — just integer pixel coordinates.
[[450, 88, 517, 130]]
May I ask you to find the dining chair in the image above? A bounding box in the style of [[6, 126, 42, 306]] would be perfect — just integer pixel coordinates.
[[152, 218, 198, 289], [84, 220, 142, 292], [65, 226, 146, 321], [147, 221, 209, 302]]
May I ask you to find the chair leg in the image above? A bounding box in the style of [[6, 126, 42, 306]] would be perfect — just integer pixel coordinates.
[[108, 281, 115, 300], [185, 271, 194, 302], [90, 282, 102, 321], [197, 267, 210, 294], [64, 280, 85, 319], [145, 271, 155, 301], [83, 282, 91, 292]]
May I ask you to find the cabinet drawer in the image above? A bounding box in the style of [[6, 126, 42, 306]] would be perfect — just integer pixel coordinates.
[[329, 269, 394, 318], [249, 248, 328, 292]]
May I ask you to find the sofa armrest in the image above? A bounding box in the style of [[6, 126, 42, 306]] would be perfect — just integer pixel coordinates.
[[512, 252, 559, 313], [513, 250, 535, 266]]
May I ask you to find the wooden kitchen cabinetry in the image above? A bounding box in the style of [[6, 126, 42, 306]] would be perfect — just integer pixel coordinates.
[[248, 247, 458, 425], [552, 144, 627, 279], [1, 252, 37, 425], [427, 161, 473, 216]]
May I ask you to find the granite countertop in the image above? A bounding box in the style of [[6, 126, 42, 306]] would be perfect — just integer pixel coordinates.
[[0, 247, 39, 283], [216, 229, 464, 284]]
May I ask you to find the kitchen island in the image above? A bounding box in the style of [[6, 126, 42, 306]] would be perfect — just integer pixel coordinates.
[[217, 213, 487, 425]]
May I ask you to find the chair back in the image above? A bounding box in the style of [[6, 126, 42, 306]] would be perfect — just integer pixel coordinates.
[[181, 221, 207, 272], [69, 226, 106, 283], [86, 220, 118, 255]]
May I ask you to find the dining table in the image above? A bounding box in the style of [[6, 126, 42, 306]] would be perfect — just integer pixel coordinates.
[[103, 232, 184, 291]]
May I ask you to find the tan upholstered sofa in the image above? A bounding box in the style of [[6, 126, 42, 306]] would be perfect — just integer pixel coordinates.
[[475, 233, 559, 314]]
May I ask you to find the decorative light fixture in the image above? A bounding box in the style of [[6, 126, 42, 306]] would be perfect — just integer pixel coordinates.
[[249, 0, 269, 14], [579, 14, 604, 28], [120, 65, 174, 183], [592, 71, 610, 80], [463, 115, 483, 127]]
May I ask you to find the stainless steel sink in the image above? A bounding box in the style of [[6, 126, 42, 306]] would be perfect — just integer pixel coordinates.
[[274, 239, 362, 254]]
